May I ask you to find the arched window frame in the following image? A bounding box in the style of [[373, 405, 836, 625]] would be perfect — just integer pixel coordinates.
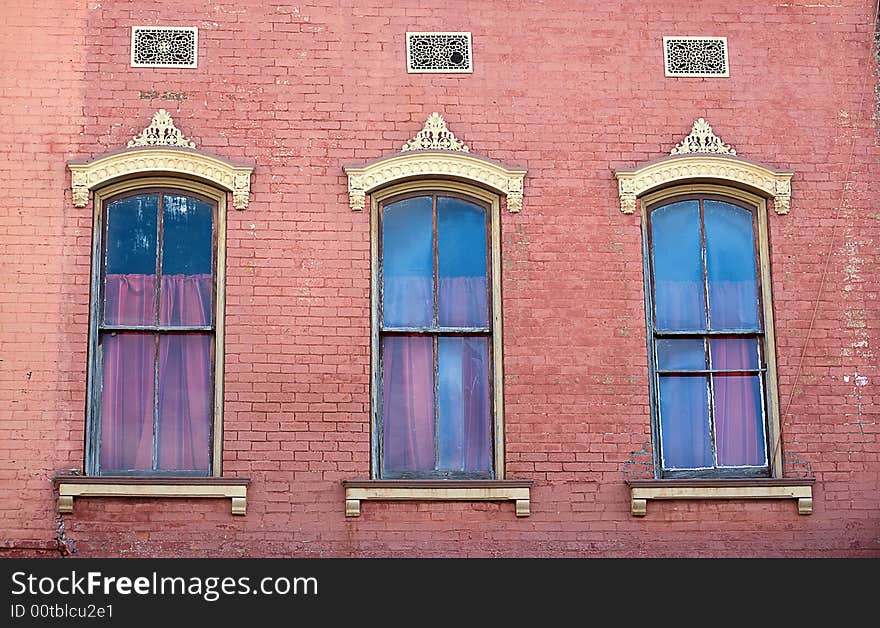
[[341, 113, 532, 517], [640, 184, 781, 479], [56, 111, 252, 516], [614, 119, 813, 516]]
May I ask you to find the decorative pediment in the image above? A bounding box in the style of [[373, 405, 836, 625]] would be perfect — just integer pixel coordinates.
[[127, 109, 196, 148], [68, 110, 253, 209], [401, 112, 469, 152], [344, 113, 526, 212], [614, 118, 793, 215], [670, 118, 736, 155]]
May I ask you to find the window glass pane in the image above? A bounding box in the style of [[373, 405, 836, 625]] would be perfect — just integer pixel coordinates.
[[104, 194, 158, 325], [651, 201, 706, 331], [658, 375, 713, 469], [157, 334, 212, 473], [382, 197, 433, 328], [160, 195, 214, 327], [656, 338, 705, 370], [704, 200, 760, 330], [710, 337, 760, 370], [99, 333, 155, 471], [713, 374, 766, 467], [438, 197, 488, 328], [437, 337, 492, 474], [381, 336, 434, 474]]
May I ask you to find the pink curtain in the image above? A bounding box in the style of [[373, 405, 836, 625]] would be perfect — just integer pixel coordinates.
[[100, 273, 212, 473], [382, 336, 434, 472], [712, 339, 763, 466], [382, 277, 491, 475], [439, 277, 487, 327]]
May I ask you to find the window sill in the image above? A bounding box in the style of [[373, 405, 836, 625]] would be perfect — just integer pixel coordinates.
[[341, 479, 533, 517], [53, 476, 251, 516], [626, 478, 815, 516]]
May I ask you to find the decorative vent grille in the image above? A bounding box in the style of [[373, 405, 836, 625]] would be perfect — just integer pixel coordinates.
[[663, 37, 728, 77], [406, 32, 472, 73], [131, 26, 198, 68]]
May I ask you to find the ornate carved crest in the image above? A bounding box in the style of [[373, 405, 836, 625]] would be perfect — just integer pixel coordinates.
[[670, 118, 736, 155], [127, 109, 196, 149], [401, 112, 469, 152]]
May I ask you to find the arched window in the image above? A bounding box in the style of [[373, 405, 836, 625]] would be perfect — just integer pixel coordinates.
[[644, 188, 774, 478], [341, 113, 532, 517], [87, 179, 223, 476], [376, 186, 495, 478]]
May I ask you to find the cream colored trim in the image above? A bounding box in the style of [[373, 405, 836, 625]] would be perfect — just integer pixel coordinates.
[[670, 118, 736, 155], [128, 109, 196, 148], [641, 184, 784, 476], [56, 482, 248, 516], [70, 148, 253, 210], [369, 181, 505, 479], [614, 155, 793, 215], [344, 486, 530, 518], [629, 484, 813, 516], [401, 112, 469, 152], [92, 178, 228, 477], [344, 151, 526, 212]]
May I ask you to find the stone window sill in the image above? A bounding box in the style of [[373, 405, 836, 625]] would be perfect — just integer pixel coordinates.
[[626, 478, 815, 516], [342, 479, 533, 517], [53, 476, 251, 516]]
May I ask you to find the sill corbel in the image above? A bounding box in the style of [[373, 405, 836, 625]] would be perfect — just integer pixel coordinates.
[[626, 478, 815, 516], [53, 476, 251, 516], [342, 479, 533, 518]]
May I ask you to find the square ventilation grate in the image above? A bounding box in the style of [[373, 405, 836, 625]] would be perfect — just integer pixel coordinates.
[[131, 26, 198, 68], [406, 32, 472, 73], [663, 37, 728, 77]]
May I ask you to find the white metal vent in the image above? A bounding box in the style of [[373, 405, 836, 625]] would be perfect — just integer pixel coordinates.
[[663, 37, 728, 77], [131, 26, 198, 68], [406, 32, 472, 73]]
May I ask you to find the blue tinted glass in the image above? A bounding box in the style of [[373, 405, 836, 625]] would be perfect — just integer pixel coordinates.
[[704, 200, 759, 330], [658, 375, 713, 469], [437, 337, 491, 474], [656, 339, 705, 370], [651, 201, 706, 331], [382, 197, 433, 327], [106, 194, 158, 275], [710, 338, 760, 370], [162, 195, 213, 275], [438, 197, 488, 328], [713, 375, 767, 467]]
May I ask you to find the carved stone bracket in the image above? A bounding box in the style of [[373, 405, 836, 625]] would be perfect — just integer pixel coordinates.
[[345, 113, 526, 212], [345, 151, 526, 212], [614, 154, 793, 215], [68, 110, 254, 209]]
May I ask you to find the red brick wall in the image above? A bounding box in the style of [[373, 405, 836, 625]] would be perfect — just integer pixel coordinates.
[[1, 0, 878, 557]]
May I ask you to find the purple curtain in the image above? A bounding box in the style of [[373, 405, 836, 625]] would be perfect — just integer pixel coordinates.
[[100, 273, 212, 472], [712, 338, 764, 466], [382, 277, 490, 475], [382, 335, 434, 472], [439, 277, 487, 327]]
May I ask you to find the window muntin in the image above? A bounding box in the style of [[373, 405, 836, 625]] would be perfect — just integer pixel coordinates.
[[647, 194, 770, 477], [378, 192, 494, 479], [91, 188, 217, 476]]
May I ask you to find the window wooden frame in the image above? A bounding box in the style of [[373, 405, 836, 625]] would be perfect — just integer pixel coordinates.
[[641, 184, 783, 479], [85, 177, 228, 478], [370, 180, 505, 480]]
